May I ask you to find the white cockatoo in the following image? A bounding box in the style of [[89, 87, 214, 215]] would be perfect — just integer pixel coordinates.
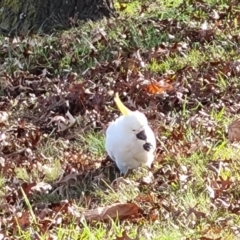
[[105, 93, 156, 174]]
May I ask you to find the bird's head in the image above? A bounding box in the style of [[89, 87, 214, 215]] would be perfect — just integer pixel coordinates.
[[114, 93, 148, 137]]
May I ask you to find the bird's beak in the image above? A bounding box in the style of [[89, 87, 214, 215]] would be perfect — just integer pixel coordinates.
[[114, 93, 132, 116]]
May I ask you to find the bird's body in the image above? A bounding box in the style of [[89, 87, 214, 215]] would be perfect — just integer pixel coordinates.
[[105, 94, 156, 174]]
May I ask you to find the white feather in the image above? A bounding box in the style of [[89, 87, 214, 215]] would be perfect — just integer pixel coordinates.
[[105, 110, 156, 174]]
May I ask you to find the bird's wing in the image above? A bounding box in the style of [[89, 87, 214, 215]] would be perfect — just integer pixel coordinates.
[[105, 122, 116, 161], [146, 125, 156, 150]]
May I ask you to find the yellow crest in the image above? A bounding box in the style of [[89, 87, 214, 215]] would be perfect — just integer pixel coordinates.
[[114, 93, 131, 116]]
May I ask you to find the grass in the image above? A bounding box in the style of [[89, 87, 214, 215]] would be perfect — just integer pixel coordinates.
[[78, 131, 106, 158], [1, 0, 240, 239], [0, 174, 5, 197]]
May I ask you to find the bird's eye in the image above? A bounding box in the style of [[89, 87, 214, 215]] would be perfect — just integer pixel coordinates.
[[132, 129, 136, 132]]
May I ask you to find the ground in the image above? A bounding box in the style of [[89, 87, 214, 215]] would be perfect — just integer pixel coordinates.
[[1, 0, 240, 239]]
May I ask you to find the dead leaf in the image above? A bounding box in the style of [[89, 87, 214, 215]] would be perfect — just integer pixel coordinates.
[[141, 171, 154, 184], [228, 118, 240, 142], [55, 172, 79, 185], [82, 203, 140, 222], [0, 233, 5, 240], [20, 182, 37, 197], [13, 211, 31, 229], [111, 177, 139, 189], [144, 81, 173, 94], [48, 111, 76, 132], [0, 111, 8, 123], [31, 182, 52, 193]]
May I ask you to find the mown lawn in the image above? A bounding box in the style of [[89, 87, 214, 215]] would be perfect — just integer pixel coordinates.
[[1, 0, 240, 239]]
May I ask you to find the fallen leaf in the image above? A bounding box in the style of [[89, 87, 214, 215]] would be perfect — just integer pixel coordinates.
[[31, 182, 52, 193], [0, 111, 8, 123], [49, 111, 76, 132], [57, 172, 78, 182], [228, 118, 240, 142], [0, 233, 5, 240], [144, 81, 173, 94], [111, 177, 139, 189], [83, 202, 140, 222], [141, 171, 154, 184], [13, 211, 31, 229]]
